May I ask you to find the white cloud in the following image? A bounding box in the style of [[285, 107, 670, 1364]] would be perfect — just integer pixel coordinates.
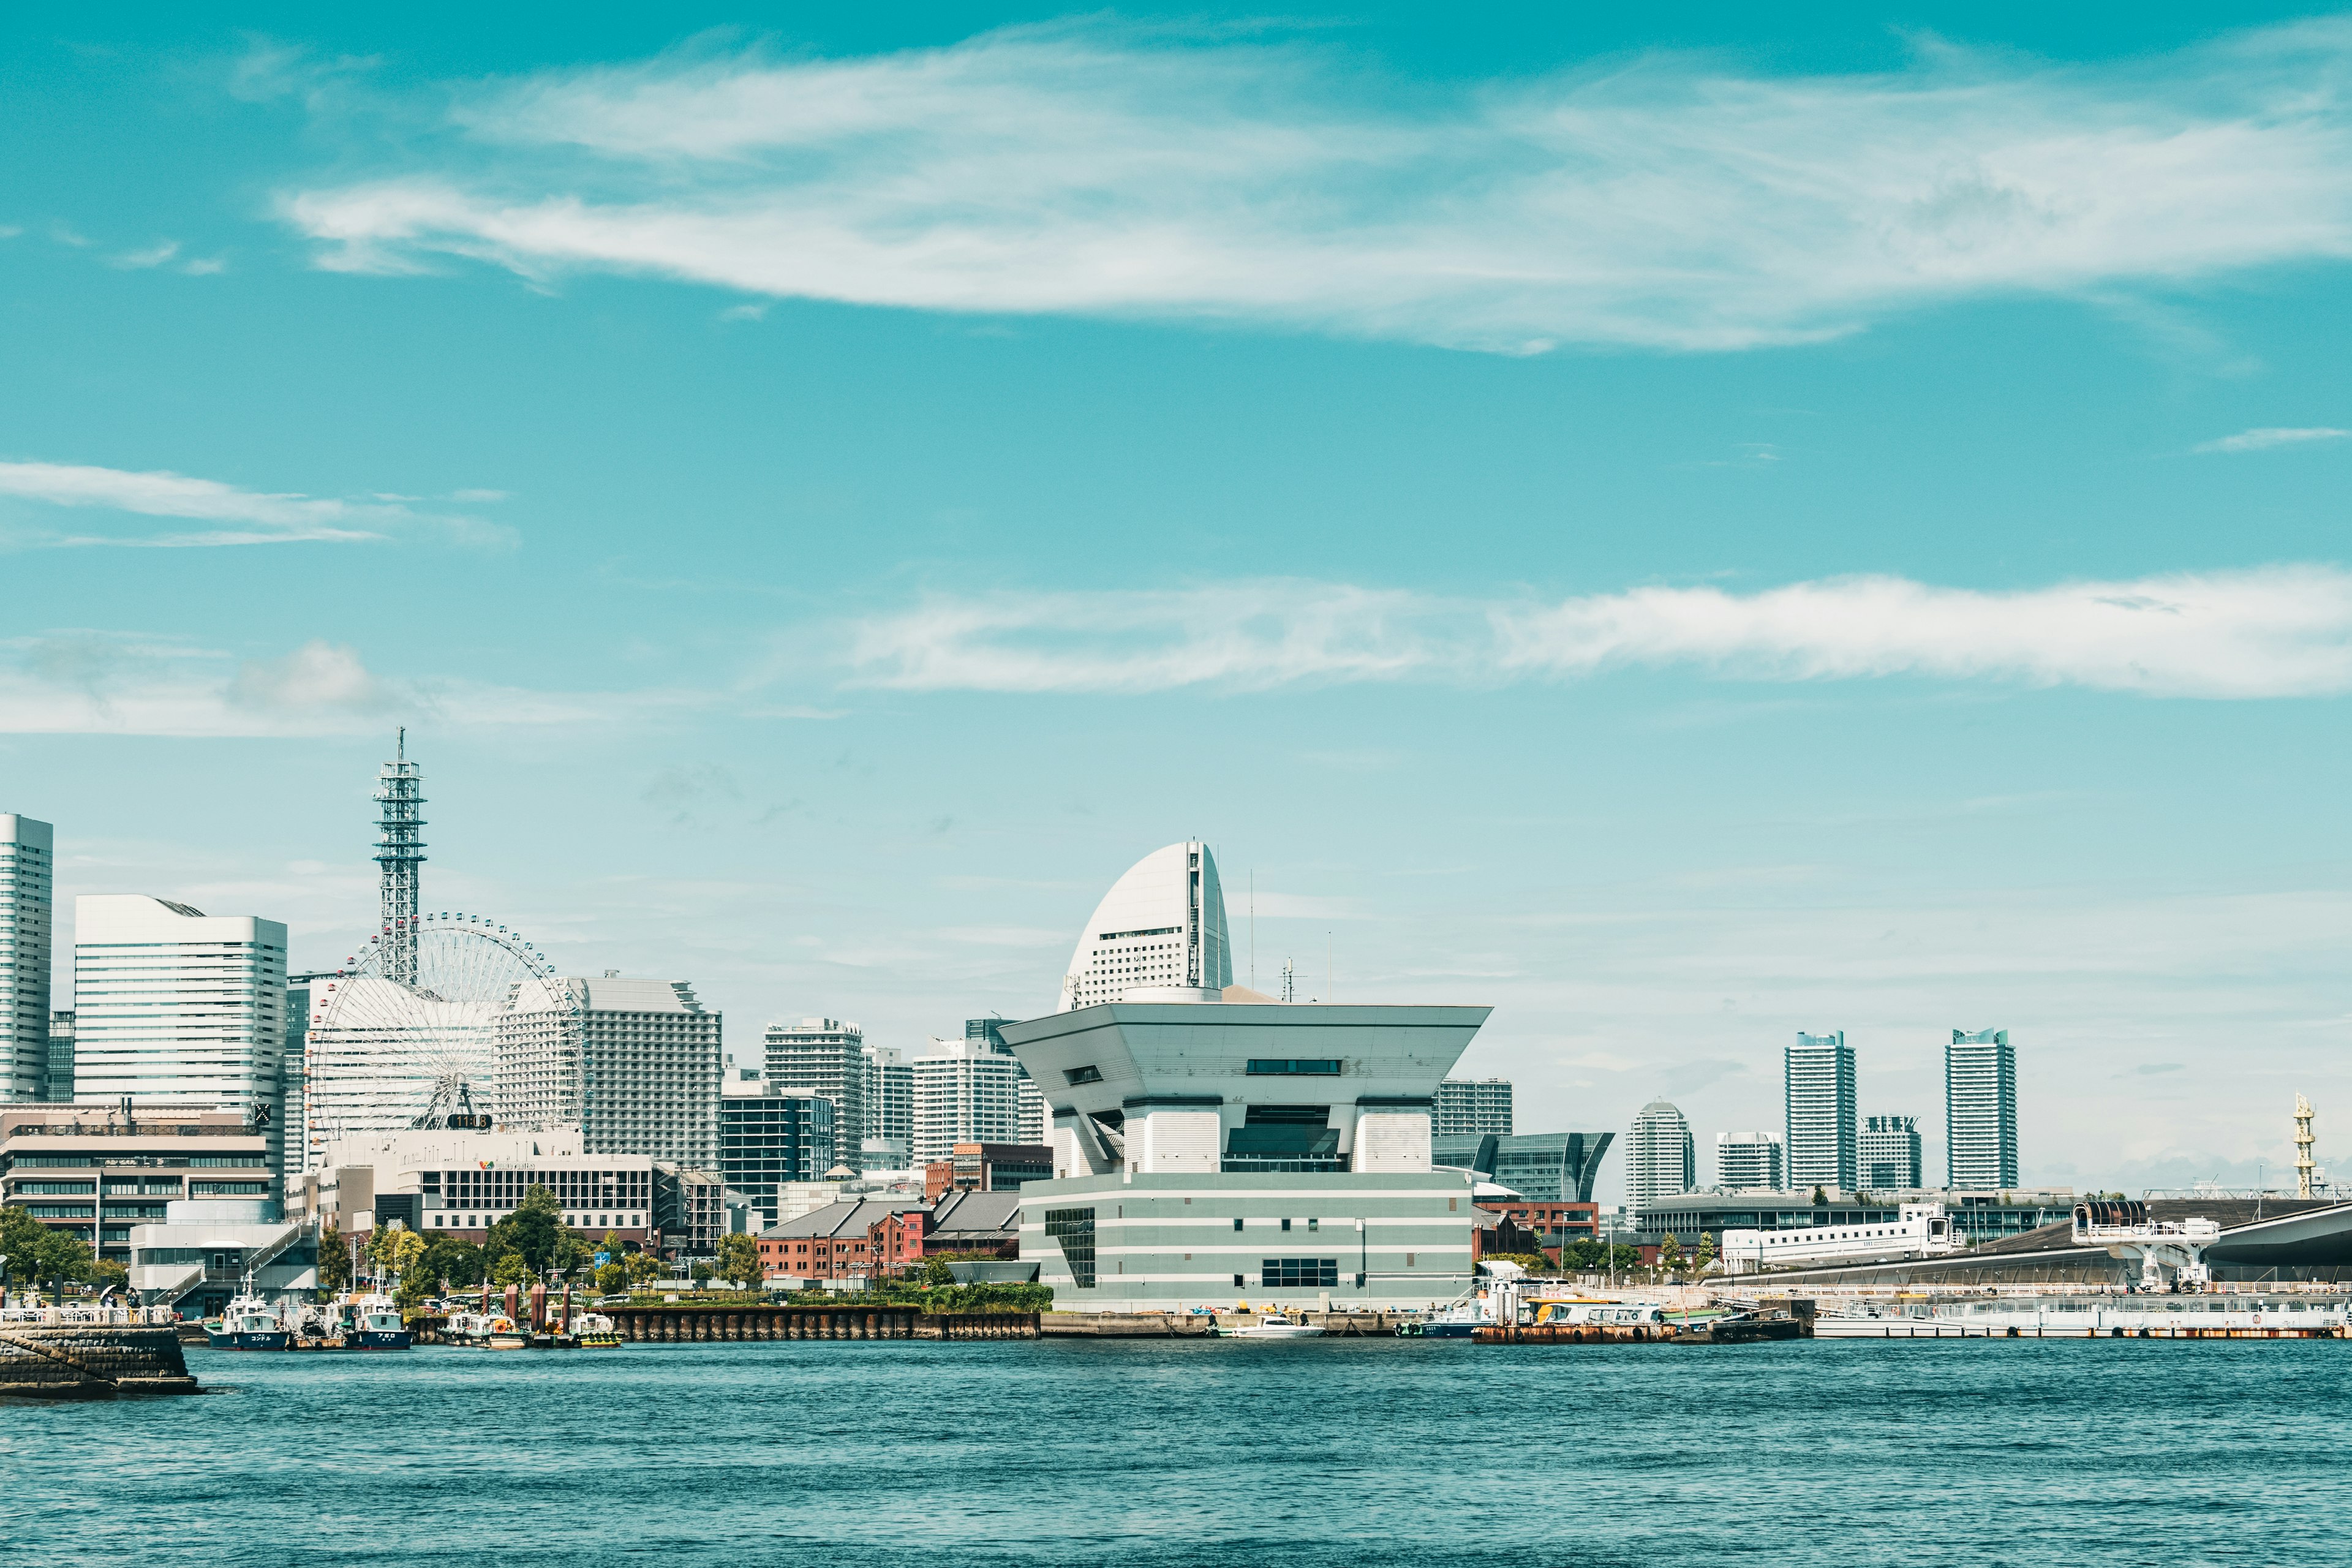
[[280, 19, 2352, 352], [0, 632, 677, 736], [0, 459, 510, 548], [111, 241, 181, 270], [2195, 426, 2352, 453], [843, 567, 2352, 699]]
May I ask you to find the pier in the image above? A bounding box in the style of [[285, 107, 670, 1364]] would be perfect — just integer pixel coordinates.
[[597, 1305, 1041, 1341]]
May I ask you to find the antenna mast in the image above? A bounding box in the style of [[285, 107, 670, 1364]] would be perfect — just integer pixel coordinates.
[[373, 728, 426, 988]]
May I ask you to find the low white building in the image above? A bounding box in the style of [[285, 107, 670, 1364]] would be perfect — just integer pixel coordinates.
[[129, 1199, 317, 1317], [298, 1125, 657, 1246]]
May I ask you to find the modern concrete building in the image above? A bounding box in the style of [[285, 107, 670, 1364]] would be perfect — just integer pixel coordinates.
[[654, 1161, 726, 1259], [296, 1126, 655, 1245], [1057, 841, 1232, 1011], [72, 894, 288, 1182], [1435, 1077, 1513, 1137], [936, 1142, 1056, 1196], [861, 1041, 912, 1166], [764, 1017, 865, 1169], [1, 814, 53, 1101], [1786, 1031, 1856, 1192], [1002, 992, 1491, 1311], [1861, 1114, 1924, 1189], [720, 1072, 834, 1229], [1947, 1028, 2018, 1188], [500, 976, 722, 1169], [1716, 1131, 1785, 1192], [128, 1199, 318, 1317], [1430, 1131, 1613, 1204], [911, 1038, 1030, 1164], [43, 1009, 74, 1105], [1, 1102, 273, 1264], [1627, 1099, 1695, 1209]]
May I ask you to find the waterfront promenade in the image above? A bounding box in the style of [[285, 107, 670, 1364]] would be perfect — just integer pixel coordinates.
[[7, 1336, 2349, 1566]]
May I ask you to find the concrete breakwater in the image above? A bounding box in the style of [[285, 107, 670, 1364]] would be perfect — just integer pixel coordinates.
[[0, 1325, 202, 1397], [600, 1306, 1041, 1341], [1040, 1310, 1418, 1336]]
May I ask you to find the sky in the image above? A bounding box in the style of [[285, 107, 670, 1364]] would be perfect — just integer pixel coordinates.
[[4, 4, 2350, 1203]]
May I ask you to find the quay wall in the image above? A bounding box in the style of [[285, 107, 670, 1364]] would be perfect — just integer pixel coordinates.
[[0, 1326, 201, 1396], [603, 1306, 1040, 1341]]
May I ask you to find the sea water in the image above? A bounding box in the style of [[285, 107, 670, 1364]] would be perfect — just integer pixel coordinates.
[[6, 1336, 2346, 1566]]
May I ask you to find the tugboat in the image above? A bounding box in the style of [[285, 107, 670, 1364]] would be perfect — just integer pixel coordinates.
[[346, 1292, 413, 1350], [207, 1281, 290, 1351]]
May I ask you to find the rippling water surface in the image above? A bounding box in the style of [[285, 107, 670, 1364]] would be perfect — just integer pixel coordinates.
[[8, 1336, 2346, 1566]]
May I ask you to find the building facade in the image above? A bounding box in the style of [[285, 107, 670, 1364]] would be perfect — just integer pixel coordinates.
[[1627, 1099, 1695, 1209], [756, 1196, 926, 1283], [1861, 1114, 1924, 1189], [1058, 840, 1232, 1011], [1430, 1131, 1613, 1203], [1434, 1078, 1513, 1137], [44, 1010, 74, 1106], [1, 1102, 273, 1264], [1, 814, 53, 1101], [764, 1018, 865, 1169], [1786, 1031, 1857, 1192], [1003, 995, 1491, 1311], [861, 1042, 912, 1167], [911, 1039, 1029, 1164], [719, 1079, 834, 1229], [1947, 1028, 2019, 1188], [72, 894, 288, 1181], [300, 1127, 657, 1250], [500, 976, 722, 1169], [1716, 1131, 1785, 1191]]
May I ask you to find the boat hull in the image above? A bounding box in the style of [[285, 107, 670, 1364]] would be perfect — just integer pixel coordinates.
[[206, 1331, 289, 1351], [350, 1330, 413, 1350]]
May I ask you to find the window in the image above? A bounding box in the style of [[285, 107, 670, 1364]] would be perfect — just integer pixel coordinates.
[[1246, 1059, 1341, 1076], [1063, 1065, 1102, 1086], [1044, 1207, 1097, 1289], [1307, 1218, 1319, 1233], [1233, 1273, 1246, 1287], [1233, 1217, 1244, 1231], [1280, 1218, 1292, 1232], [1261, 1257, 1339, 1288]]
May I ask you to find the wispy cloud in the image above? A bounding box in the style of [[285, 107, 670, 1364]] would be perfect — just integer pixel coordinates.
[[281, 18, 2352, 352], [843, 567, 2352, 699], [111, 240, 181, 270], [2195, 426, 2352, 453], [0, 459, 511, 548], [0, 633, 691, 736]]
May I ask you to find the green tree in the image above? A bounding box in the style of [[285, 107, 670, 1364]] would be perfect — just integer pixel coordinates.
[[1658, 1234, 1683, 1273], [690, 1261, 715, 1284], [716, 1233, 761, 1289], [394, 1268, 437, 1313], [595, 1261, 626, 1296], [1811, 1186, 1828, 1206], [319, 1223, 352, 1292], [922, 1254, 954, 1287], [421, 1235, 485, 1289], [1695, 1231, 1717, 1272], [492, 1251, 537, 1288], [624, 1251, 665, 1286], [486, 1184, 568, 1275], [372, 1226, 427, 1282]]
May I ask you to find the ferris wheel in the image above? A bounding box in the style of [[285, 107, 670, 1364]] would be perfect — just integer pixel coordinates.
[[306, 910, 580, 1136]]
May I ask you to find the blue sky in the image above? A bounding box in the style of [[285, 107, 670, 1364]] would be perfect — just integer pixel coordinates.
[[5, 4, 2350, 1200]]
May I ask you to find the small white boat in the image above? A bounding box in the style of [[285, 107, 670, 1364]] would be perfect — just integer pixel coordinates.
[[1226, 1311, 1325, 1338]]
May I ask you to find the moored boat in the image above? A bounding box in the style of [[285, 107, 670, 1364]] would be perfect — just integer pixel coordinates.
[[207, 1294, 290, 1351], [1225, 1311, 1325, 1338], [346, 1294, 413, 1350]]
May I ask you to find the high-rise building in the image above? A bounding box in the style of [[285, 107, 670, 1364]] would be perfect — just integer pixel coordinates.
[[764, 1018, 865, 1169], [861, 1042, 913, 1167], [1626, 1099, 1695, 1209], [1716, 1131, 1784, 1191], [282, 973, 336, 1179], [1058, 840, 1232, 1010], [1861, 1114, 1923, 1189], [1, 814, 53, 1100], [1785, 1031, 1856, 1192], [911, 1038, 1028, 1164], [72, 894, 287, 1177], [720, 1071, 835, 1228], [1947, 1028, 2018, 1188], [500, 976, 722, 1169], [45, 1010, 74, 1104], [1435, 1078, 1513, 1137], [968, 1015, 1049, 1145]]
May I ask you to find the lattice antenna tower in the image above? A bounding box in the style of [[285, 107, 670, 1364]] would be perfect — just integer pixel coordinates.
[[373, 727, 426, 987]]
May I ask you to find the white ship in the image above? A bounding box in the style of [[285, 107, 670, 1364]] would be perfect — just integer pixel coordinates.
[[1721, 1203, 1959, 1275]]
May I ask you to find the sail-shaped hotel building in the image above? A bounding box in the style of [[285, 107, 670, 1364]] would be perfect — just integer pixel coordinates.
[[1007, 840, 1489, 1310]]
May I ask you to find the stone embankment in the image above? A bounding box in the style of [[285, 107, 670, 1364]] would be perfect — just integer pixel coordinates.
[[1041, 1310, 1416, 1336], [0, 1325, 202, 1397], [601, 1305, 1040, 1341]]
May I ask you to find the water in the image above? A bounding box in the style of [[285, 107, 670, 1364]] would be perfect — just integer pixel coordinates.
[[7, 1337, 2347, 1566]]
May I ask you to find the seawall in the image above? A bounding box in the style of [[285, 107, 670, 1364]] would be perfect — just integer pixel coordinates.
[[0, 1325, 202, 1397]]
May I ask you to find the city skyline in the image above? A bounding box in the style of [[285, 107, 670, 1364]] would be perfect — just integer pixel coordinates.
[[6, 9, 2350, 1203]]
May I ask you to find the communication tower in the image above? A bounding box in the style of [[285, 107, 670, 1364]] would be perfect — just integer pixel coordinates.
[[2296, 1093, 2316, 1200], [373, 728, 426, 987]]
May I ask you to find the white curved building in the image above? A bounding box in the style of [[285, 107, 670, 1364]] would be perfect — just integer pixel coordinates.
[[1058, 841, 1232, 1011]]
